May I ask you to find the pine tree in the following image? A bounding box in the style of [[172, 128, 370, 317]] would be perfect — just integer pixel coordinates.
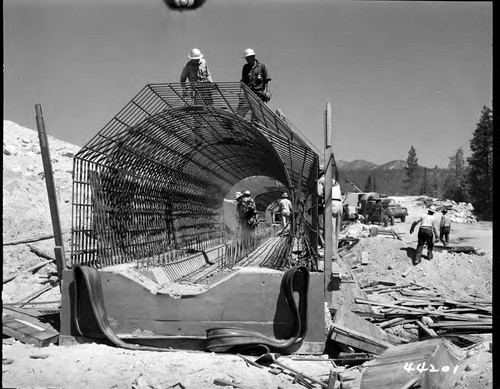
[[419, 167, 430, 196], [467, 106, 493, 219], [443, 147, 468, 202], [403, 146, 420, 195], [431, 165, 440, 198], [364, 174, 373, 192]]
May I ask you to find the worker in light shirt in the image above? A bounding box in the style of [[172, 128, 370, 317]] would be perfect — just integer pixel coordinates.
[[317, 165, 343, 259], [410, 206, 439, 264]]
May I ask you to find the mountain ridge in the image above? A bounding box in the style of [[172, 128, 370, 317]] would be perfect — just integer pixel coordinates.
[[337, 159, 407, 171]]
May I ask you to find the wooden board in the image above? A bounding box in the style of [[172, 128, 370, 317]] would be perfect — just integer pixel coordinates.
[[2, 314, 59, 347], [333, 306, 388, 342], [329, 322, 391, 355], [360, 338, 459, 389]]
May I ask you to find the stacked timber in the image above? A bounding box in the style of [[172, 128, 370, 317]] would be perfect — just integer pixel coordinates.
[[353, 285, 492, 336]]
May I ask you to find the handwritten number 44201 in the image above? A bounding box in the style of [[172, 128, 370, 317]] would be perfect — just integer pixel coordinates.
[[403, 362, 459, 374]]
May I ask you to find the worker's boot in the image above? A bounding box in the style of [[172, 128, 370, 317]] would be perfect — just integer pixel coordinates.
[[427, 249, 433, 261], [414, 245, 423, 265]]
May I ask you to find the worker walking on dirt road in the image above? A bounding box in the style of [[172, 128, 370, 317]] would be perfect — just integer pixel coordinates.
[[439, 209, 451, 246], [180, 48, 214, 105], [237, 48, 271, 118], [410, 206, 439, 264], [278, 192, 293, 230]]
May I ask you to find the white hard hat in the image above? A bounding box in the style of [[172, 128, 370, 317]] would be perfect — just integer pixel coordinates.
[[242, 48, 256, 58], [428, 205, 437, 213], [234, 192, 243, 200], [243, 190, 251, 195], [188, 48, 203, 60], [282, 192, 288, 198]]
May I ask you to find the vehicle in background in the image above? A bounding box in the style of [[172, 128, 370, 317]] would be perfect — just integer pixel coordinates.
[[382, 198, 408, 223]]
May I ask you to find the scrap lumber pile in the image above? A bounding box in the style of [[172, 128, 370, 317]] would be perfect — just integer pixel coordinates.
[[323, 280, 491, 389], [355, 283, 492, 336]]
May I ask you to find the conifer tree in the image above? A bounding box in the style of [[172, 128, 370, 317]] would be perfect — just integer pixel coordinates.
[[403, 146, 420, 195], [467, 106, 493, 219], [443, 147, 468, 202]]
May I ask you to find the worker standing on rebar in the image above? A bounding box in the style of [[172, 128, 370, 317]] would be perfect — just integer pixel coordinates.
[[317, 165, 343, 257], [278, 192, 293, 230], [239, 190, 258, 249], [180, 48, 213, 105], [410, 206, 439, 264], [237, 48, 271, 118]]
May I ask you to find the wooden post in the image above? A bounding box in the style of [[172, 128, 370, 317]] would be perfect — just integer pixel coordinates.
[[311, 157, 319, 270], [35, 104, 66, 286], [324, 102, 333, 300]]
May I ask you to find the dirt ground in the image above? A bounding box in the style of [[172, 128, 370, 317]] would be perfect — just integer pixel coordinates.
[[2, 121, 493, 388]]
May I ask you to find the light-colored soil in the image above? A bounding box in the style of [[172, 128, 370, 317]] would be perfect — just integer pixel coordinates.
[[2, 121, 493, 388]]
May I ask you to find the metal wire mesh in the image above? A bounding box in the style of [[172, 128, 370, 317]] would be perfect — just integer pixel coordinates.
[[71, 82, 319, 269]]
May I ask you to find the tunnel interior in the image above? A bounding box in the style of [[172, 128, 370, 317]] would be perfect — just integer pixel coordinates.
[[71, 82, 319, 269]]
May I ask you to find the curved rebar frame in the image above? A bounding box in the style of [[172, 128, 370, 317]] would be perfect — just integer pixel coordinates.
[[71, 82, 319, 269]]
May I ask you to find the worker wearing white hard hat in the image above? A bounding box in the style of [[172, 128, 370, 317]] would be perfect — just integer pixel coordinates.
[[237, 47, 272, 118], [278, 192, 293, 230], [180, 48, 214, 105], [410, 205, 440, 264]]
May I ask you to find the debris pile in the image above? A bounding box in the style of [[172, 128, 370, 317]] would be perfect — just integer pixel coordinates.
[[415, 196, 477, 223]]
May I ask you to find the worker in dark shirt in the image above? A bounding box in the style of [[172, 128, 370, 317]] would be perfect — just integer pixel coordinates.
[[237, 48, 271, 118]]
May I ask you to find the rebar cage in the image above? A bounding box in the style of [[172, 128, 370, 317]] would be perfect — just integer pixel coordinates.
[[71, 82, 319, 268]]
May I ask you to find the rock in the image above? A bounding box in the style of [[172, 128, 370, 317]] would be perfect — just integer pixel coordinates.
[[467, 350, 477, 357], [465, 363, 478, 372], [62, 151, 75, 158], [3, 145, 17, 155]]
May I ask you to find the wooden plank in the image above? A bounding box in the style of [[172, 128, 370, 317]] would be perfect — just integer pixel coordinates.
[[415, 320, 438, 337], [428, 321, 492, 328], [330, 323, 391, 355], [333, 306, 389, 342], [360, 339, 454, 389], [355, 298, 480, 321], [3, 315, 59, 347], [28, 245, 56, 261], [378, 280, 397, 286], [378, 317, 405, 329], [3, 234, 55, 246], [361, 251, 369, 265], [444, 299, 492, 313], [3, 259, 55, 284]]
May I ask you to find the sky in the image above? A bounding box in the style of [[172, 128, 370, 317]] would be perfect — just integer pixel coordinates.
[[3, 0, 492, 168]]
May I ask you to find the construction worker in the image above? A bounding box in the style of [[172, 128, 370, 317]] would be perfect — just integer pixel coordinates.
[[278, 192, 293, 230], [410, 206, 439, 264], [371, 198, 383, 224], [239, 190, 258, 249], [180, 48, 213, 105], [439, 209, 451, 246], [237, 48, 271, 118], [317, 165, 343, 259], [234, 192, 244, 237]]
